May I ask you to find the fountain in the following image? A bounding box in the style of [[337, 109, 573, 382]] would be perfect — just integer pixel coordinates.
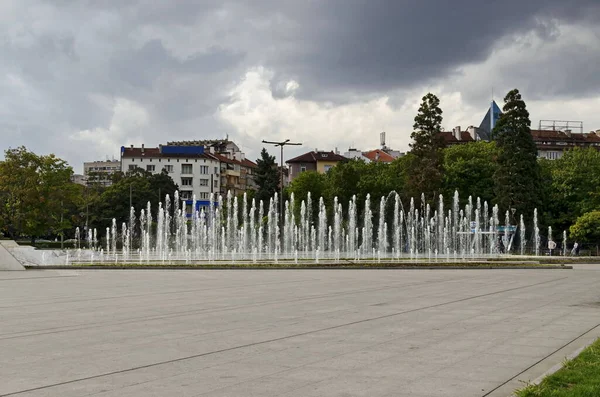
[[65, 190, 543, 265]]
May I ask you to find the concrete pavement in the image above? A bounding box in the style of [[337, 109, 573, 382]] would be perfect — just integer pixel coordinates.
[[1, 266, 599, 397]]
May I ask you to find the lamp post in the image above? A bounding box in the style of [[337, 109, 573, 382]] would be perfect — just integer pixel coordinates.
[[261, 139, 302, 223]]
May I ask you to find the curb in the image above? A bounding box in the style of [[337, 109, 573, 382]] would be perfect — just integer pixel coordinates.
[[24, 265, 573, 270]]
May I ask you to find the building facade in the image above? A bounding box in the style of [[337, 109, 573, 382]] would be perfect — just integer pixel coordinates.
[[120, 144, 221, 213], [167, 139, 258, 197], [83, 160, 121, 187], [531, 129, 600, 160], [286, 150, 346, 182]]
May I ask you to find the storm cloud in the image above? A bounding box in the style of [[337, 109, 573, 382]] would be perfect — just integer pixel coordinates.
[[1, 0, 599, 171]]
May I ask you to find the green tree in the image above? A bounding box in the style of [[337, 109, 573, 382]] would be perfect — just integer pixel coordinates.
[[545, 148, 600, 231], [0, 146, 78, 242], [93, 168, 178, 230], [254, 148, 279, 208], [442, 142, 499, 205], [569, 211, 600, 244], [287, 171, 327, 224], [408, 93, 445, 201], [325, 159, 367, 209], [492, 89, 541, 218]]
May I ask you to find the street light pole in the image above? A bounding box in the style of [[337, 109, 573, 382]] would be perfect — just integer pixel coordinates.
[[261, 139, 302, 223]]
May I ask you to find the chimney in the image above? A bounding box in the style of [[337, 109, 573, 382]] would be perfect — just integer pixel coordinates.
[[467, 126, 477, 140], [453, 126, 461, 140], [141, 143, 145, 153], [130, 144, 133, 149], [564, 129, 572, 137]]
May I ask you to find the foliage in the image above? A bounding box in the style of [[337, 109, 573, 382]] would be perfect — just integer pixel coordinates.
[[545, 148, 600, 232], [516, 337, 600, 397], [254, 148, 279, 209], [0, 146, 78, 241], [408, 93, 445, 201], [286, 171, 327, 224], [93, 168, 178, 230], [493, 89, 541, 219], [442, 142, 499, 205], [569, 211, 600, 244]]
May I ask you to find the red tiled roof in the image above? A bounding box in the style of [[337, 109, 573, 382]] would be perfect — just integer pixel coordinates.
[[531, 130, 600, 143], [363, 149, 395, 163], [210, 153, 257, 168], [439, 131, 474, 144], [286, 151, 346, 163], [122, 147, 162, 158]]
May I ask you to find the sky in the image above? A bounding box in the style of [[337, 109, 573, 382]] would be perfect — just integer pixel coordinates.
[[1, 0, 600, 173]]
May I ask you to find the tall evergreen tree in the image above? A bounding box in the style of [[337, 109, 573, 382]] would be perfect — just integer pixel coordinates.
[[408, 93, 445, 200], [492, 89, 541, 219], [254, 148, 279, 207]]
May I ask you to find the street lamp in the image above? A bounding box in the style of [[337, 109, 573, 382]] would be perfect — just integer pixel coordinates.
[[261, 139, 302, 223]]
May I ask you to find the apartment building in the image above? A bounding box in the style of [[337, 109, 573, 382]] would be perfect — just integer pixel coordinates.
[[286, 150, 346, 182], [83, 160, 121, 187], [120, 144, 220, 212], [168, 139, 257, 196]]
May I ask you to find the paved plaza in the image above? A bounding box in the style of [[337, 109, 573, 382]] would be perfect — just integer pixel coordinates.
[[1, 266, 600, 397]]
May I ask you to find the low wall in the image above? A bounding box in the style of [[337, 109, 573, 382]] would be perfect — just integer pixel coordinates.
[[0, 240, 26, 270]]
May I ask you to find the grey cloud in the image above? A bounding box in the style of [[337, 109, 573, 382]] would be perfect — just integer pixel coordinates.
[[1, 0, 600, 171]]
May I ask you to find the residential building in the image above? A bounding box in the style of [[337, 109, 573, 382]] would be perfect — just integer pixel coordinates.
[[286, 150, 346, 182], [343, 132, 404, 163], [120, 144, 220, 213], [439, 100, 501, 146], [531, 129, 600, 160], [71, 174, 86, 186], [362, 149, 396, 163], [167, 139, 258, 196], [83, 160, 121, 187]]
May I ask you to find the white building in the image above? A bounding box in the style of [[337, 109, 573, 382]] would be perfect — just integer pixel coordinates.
[[120, 144, 220, 212]]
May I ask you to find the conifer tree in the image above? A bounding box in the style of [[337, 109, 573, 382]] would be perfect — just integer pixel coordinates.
[[408, 93, 445, 200], [254, 148, 279, 207], [493, 89, 541, 218]]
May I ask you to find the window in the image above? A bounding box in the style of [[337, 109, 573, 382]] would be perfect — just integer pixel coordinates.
[[163, 165, 174, 173], [214, 167, 218, 174], [181, 177, 193, 186], [146, 165, 155, 172], [199, 178, 209, 186], [199, 165, 209, 174], [180, 191, 192, 200], [300, 164, 307, 172], [214, 179, 218, 187], [198, 192, 209, 199], [324, 165, 333, 172], [181, 164, 193, 174], [128, 164, 136, 171]]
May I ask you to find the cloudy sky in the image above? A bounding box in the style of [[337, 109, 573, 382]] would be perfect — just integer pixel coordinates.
[[2, 0, 600, 173]]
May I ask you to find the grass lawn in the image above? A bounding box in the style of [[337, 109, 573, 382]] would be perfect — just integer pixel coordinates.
[[516, 338, 600, 396]]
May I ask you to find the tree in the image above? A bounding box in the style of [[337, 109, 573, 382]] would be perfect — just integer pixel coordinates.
[[0, 146, 78, 242], [287, 171, 327, 224], [569, 211, 600, 244], [442, 142, 499, 205], [408, 93, 445, 200], [492, 89, 541, 218], [93, 168, 178, 231], [254, 148, 279, 208], [544, 148, 600, 232]]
